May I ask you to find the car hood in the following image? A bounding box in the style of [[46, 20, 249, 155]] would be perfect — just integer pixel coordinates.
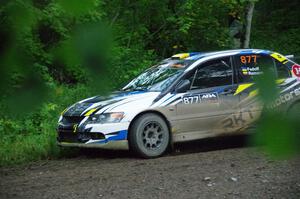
[[63, 91, 161, 117]]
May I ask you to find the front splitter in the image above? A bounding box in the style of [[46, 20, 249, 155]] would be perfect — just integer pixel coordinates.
[[57, 140, 129, 150]]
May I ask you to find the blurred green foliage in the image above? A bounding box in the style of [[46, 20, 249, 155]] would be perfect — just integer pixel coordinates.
[[252, 62, 299, 158], [0, 0, 299, 165]]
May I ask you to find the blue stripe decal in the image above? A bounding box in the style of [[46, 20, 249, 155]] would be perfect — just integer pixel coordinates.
[[238, 50, 256, 55], [187, 54, 203, 60], [93, 130, 128, 144], [113, 91, 147, 98], [258, 50, 271, 55], [214, 86, 226, 93]]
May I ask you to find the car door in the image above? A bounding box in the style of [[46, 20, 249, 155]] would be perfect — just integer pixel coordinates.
[[229, 53, 297, 129], [174, 56, 240, 140], [223, 53, 288, 131]]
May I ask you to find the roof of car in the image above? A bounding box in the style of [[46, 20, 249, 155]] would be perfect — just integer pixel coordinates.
[[171, 49, 272, 61]]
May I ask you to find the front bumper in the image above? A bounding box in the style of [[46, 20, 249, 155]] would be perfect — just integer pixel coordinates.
[[57, 117, 131, 150], [57, 130, 129, 150]]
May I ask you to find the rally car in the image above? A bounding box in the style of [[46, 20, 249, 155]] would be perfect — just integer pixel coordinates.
[[57, 49, 300, 158]]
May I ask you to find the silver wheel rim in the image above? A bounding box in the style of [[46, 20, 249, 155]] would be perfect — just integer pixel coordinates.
[[142, 121, 164, 150]]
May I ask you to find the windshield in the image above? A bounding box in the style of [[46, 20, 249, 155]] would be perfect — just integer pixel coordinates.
[[122, 59, 193, 92]]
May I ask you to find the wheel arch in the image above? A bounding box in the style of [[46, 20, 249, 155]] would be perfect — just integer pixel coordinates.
[[127, 110, 173, 146], [286, 99, 300, 114]]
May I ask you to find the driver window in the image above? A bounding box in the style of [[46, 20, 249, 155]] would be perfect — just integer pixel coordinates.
[[190, 57, 233, 90]]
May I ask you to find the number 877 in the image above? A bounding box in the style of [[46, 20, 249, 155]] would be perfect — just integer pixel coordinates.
[[183, 96, 200, 104], [240, 55, 257, 64]]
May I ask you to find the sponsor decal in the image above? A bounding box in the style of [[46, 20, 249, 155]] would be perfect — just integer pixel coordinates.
[[241, 66, 262, 76], [268, 87, 300, 109], [199, 93, 219, 103], [270, 52, 287, 63], [182, 92, 219, 104], [292, 64, 300, 78], [222, 106, 256, 129]]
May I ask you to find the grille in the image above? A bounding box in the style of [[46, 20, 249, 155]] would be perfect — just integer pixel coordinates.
[[58, 131, 79, 143], [57, 131, 105, 143]]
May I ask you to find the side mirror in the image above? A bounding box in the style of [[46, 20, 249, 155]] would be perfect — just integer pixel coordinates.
[[175, 79, 191, 93]]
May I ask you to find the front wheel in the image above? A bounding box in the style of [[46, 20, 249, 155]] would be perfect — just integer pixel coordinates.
[[129, 113, 170, 158]]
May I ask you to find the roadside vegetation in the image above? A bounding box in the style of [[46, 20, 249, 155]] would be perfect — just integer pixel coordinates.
[[0, 0, 299, 166]]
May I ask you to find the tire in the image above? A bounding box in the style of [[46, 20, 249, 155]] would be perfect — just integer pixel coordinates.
[[287, 103, 300, 150], [129, 113, 170, 158], [287, 102, 300, 132], [287, 102, 300, 119]]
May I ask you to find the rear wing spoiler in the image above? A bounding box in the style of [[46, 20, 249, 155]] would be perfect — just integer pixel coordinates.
[[285, 55, 300, 63], [285, 55, 294, 59]]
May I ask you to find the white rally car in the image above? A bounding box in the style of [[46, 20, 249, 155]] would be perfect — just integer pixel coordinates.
[[57, 49, 300, 158]]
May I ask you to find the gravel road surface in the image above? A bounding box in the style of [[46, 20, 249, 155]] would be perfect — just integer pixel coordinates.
[[1, 135, 300, 199]]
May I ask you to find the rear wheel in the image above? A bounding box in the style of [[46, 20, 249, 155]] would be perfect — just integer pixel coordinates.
[[287, 102, 300, 131], [287, 102, 300, 118], [287, 102, 300, 148], [129, 113, 170, 158]]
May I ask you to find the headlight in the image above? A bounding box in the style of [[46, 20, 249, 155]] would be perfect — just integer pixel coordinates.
[[87, 112, 124, 124]]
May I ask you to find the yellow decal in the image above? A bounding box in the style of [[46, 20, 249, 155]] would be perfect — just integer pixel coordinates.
[[84, 108, 98, 116], [172, 53, 190, 59], [271, 52, 287, 63], [234, 83, 254, 96], [73, 124, 78, 133], [276, 78, 285, 84], [249, 89, 258, 97], [235, 78, 286, 97], [61, 108, 68, 115], [60, 142, 73, 145], [242, 68, 248, 75]]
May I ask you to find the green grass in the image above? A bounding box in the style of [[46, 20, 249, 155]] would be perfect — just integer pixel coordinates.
[[0, 85, 92, 166], [0, 126, 59, 166]]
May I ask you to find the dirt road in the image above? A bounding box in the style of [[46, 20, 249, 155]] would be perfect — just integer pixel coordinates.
[[1, 135, 300, 199]]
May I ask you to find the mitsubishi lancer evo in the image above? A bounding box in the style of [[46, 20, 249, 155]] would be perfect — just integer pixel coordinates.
[[57, 49, 300, 158]]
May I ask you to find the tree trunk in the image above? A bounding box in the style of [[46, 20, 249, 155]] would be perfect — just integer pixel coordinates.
[[243, 1, 255, 48]]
